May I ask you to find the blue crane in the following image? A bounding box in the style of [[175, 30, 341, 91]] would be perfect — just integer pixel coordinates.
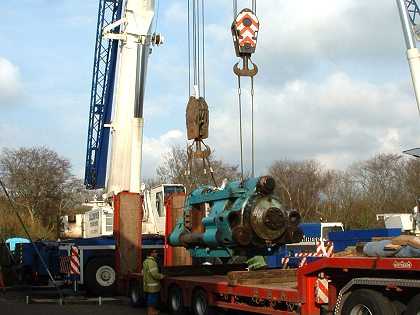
[[84, 0, 123, 189]]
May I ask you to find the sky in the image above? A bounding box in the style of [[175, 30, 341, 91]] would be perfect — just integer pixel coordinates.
[[1, 0, 420, 186]]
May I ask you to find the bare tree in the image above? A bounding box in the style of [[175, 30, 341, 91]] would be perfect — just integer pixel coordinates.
[[268, 159, 331, 221], [156, 145, 241, 193], [0, 146, 78, 236], [403, 155, 420, 205], [348, 153, 409, 228]]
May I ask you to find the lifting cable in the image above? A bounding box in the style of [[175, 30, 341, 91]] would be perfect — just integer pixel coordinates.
[[185, 0, 217, 186], [0, 179, 64, 301], [232, 0, 259, 180]]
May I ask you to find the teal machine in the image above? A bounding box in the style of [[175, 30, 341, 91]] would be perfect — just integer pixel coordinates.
[[169, 176, 303, 258]]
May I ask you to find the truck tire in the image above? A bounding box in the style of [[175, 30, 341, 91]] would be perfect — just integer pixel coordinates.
[[168, 286, 185, 315], [342, 289, 396, 315], [129, 280, 144, 308], [192, 289, 219, 315], [84, 257, 117, 297], [406, 293, 420, 315]]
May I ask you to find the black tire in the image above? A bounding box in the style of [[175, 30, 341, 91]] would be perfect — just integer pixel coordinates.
[[129, 280, 144, 308], [84, 257, 117, 297], [406, 293, 420, 315], [342, 289, 396, 315], [391, 299, 407, 315], [168, 286, 186, 315], [193, 289, 219, 315]]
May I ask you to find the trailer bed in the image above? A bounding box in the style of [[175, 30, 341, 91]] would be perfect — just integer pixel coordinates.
[[159, 256, 420, 315]]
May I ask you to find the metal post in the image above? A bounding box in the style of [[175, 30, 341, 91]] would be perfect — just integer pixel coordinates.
[[396, 0, 420, 116], [397, 0, 417, 49]]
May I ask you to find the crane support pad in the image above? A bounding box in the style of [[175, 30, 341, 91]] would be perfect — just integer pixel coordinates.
[[227, 268, 297, 286], [116, 193, 141, 274]]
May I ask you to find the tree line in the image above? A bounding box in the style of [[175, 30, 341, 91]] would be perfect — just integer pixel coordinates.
[[1, 145, 419, 240]]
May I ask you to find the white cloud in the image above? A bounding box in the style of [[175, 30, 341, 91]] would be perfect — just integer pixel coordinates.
[[205, 71, 420, 175], [2, 0, 420, 184], [142, 129, 184, 178], [254, 1, 404, 86], [0, 57, 24, 107]]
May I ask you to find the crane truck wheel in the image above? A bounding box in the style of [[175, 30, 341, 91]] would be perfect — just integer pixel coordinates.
[[168, 285, 185, 315], [129, 280, 144, 308], [192, 288, 219, 315], [84, 257, 117, 297], [406, 293, 420, 315], [341, 289, 396, 315]]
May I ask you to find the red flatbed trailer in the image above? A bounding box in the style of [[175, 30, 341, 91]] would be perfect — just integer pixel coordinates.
[[118, 194, 420, 315], [156, 256, 420, 315]]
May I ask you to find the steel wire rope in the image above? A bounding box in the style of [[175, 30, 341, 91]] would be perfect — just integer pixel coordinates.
[[0, 179, 64, 302], [233, 0, 257, 179], [193, 0, 198, 93], [196, 0, 200, 95], [201, 0, 206, 98], [237, 76, 244, 180], [186, 0, 217, 186], [188, 0, 191, 96], [251, 75, 255, 177], [189, 0, 206, 98]]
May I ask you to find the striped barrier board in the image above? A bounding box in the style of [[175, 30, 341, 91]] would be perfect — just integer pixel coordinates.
[[70, 246, 80, 275], [315, 277, 329, 304]]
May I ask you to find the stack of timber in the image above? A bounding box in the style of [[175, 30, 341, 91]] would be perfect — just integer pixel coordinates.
[[227, 268, 297, 286]]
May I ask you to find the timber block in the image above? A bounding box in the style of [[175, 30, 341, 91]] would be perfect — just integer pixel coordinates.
[[227, 268, 297, 286]]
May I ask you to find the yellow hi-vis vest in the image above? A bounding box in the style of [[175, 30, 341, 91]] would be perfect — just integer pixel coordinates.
[[143, 256, 164, 293], [246, 256, 267, 270]]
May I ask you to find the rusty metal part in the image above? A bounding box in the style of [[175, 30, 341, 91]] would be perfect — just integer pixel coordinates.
[[186, 96, 209, 140], [233, 56, 258, 77], [231, 226, 253, 246], [187, 140, 211, 160], [288, 210, 301, 226], [256, 176, 276, 194], [264, 207, 287, 230], [180, 232, 204, 247]]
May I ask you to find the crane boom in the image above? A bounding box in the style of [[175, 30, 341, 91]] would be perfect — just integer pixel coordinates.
[[107, 0, 156, 194], [397, 0, 420, 116], [85, 0, 123, 189]]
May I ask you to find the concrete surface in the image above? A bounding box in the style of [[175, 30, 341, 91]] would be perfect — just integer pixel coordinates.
[[0, 286, 170, 315]]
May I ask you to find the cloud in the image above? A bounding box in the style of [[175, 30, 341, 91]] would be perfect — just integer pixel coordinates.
[[207, 71, 420, 175], [2, 0, 419, 185], [142, 129, 184, 179], [0, 57, 24, 107], [255, 1, 404, 86]]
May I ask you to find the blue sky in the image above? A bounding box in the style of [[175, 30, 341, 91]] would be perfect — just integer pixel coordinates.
[[1, 0, 420, 185]]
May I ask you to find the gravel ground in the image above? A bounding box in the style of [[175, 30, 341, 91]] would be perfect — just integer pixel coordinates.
[[0, 286, 170, 315]]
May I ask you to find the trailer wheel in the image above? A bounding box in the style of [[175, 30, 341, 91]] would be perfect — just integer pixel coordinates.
[[168, 286, 185, 315], [342, 289, 395, 315], [406, 293, 420, 315], [84, 257, 117, 297], [129, 280, 144, 308], [193, 289, 219, 315]]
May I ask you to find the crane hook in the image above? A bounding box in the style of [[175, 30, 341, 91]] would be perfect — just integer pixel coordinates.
[[233, 55, 258, 77], [232, 8, 259, 77]]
